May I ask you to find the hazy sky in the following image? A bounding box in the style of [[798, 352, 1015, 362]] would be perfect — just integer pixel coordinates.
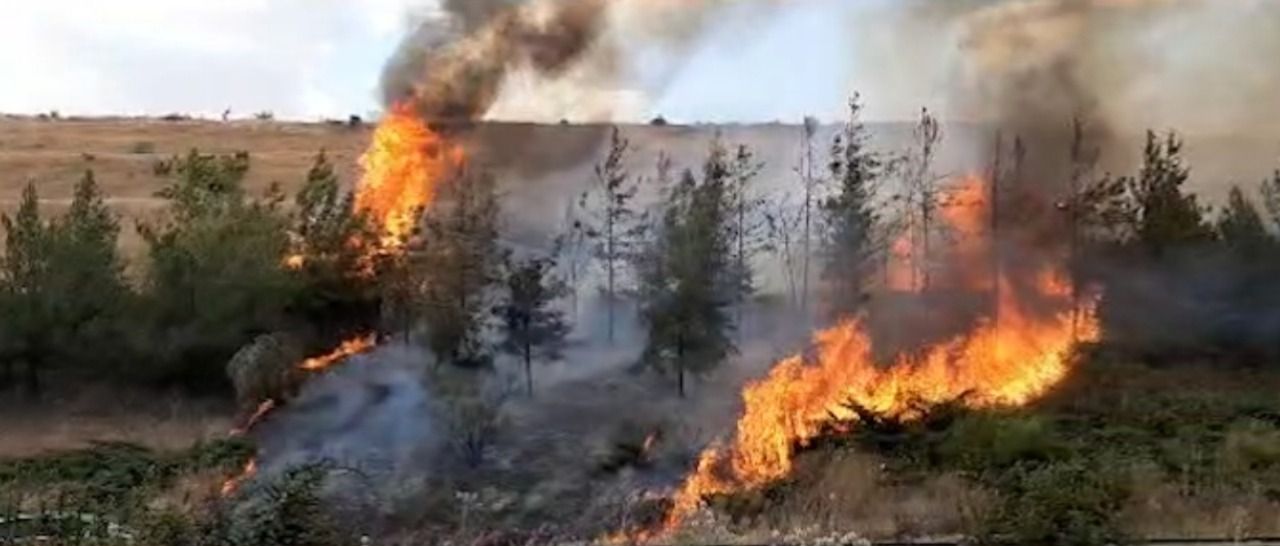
[[0, 0, 932, 123]]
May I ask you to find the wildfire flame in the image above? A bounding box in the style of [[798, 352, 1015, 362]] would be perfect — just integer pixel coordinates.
[[227, 104, 455, 499], [231, 103, 454, 495], [641, 174, 1100, 539], [355, 101, 465, 251], [220, 459, 258, 497], [231, 399, 278, 437], [300, 334, 378, 372], [220, 335, 376, 496]]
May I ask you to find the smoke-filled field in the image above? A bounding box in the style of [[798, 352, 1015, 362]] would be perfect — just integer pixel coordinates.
[[5, 0, 1280, 545]]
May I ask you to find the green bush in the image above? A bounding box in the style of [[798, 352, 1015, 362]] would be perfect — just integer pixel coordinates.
[[937, 414, 1068, 472], [980, 459, 1129, 546], [227, 464, 355, 546], [137, 509, 200, 546], [0, 439, 250, 502]]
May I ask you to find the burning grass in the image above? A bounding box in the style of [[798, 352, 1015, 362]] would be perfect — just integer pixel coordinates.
[[645, 356, 1280, 544], [633, 174, 1102, 541]]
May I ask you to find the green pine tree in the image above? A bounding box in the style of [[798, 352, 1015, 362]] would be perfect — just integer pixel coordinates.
[[495, 256, 569, 396], [0, 184, 53, 394], [416, 167, 505, 368], [638, 147, 738, 397], [48, 170, 129, 371], [288, 151, 381, 344], [139, 150, 298, 389]]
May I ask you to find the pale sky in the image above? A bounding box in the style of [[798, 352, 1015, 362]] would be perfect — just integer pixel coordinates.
[[0, 0, 932, 123]]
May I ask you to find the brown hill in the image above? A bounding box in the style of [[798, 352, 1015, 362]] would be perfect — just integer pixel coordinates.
[[2, 115, 1275, 257]]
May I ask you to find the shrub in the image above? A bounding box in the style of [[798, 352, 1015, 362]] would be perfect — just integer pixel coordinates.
[[136, 509, 202, 546], [227, 464, 356, 546], [152, 158, 175, 176], [131, 141, 156, 154], [937, 414, 1067, 472], [980, 459, 1129, 546]]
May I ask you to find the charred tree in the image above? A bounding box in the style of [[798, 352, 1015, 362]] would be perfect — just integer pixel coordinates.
[[799, 116, 821, 312], [908, 108, 943, 291], [822, 94, 883, 320]]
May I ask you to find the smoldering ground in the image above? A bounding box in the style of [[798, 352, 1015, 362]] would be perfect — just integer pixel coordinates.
[[237, 299, 808, 538]]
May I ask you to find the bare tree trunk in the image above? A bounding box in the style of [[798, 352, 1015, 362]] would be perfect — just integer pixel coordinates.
[[798, 119, 823, 315], [801, 141, 812, 314], [676, 334, 686, 399], [606, 211, 616, 344], [1068, 119, 1085, 343], [920, 199, 931, 291], [524, 344, 533, 397], [737, 186, 746, 334]]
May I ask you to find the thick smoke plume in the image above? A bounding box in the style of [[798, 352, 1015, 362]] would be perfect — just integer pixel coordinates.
[[381, 0, 609, 121], [380, 0, 784, 123]]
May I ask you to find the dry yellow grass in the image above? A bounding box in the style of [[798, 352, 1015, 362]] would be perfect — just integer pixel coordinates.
[[0, 386, 231, 458], [764, 450, 990, 541], [0, 116, 369, 200]]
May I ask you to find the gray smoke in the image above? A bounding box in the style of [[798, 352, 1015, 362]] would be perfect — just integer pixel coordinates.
[[882, 0, 1280, 155], [253, 346, 441, 506]]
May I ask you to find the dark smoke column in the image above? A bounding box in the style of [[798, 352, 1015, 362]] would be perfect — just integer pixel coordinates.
[[380, 0, 608, 122]]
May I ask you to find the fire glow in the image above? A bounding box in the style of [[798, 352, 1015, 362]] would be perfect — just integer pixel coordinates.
[[644, 174, 1100, 538]]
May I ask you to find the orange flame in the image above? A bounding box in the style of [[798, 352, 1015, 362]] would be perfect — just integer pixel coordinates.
[[283, 254, 306, 270], [299, 334, 377, 373], [355, 101, 465, 251], [234, 104, 456, 498], [231, 399, 278, 437], [939, 175, 995, 292], [220, 334, 375, 497], [658, 276, 1098, 533], [220, 459, 258, 497], [642, 174, 1099, 539]]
